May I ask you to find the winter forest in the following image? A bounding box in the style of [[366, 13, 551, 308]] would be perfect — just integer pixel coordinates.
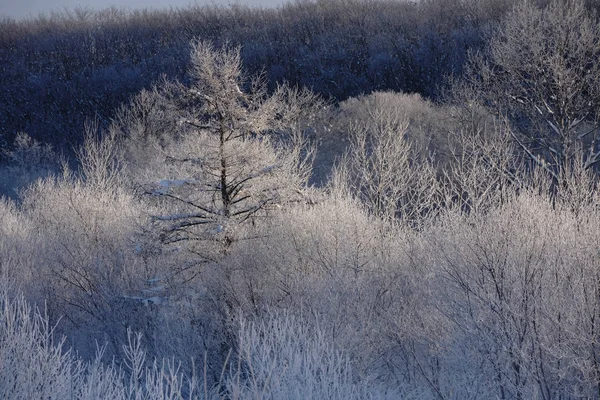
[[3, 0, 600, 398]]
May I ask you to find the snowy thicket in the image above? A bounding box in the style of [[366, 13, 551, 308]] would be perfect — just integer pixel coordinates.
[[3, 1, 600, 398]]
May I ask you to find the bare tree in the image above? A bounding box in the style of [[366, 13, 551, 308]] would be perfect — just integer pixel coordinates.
[[463, 0, 600, 176], [335, 92, 439, 227], [441, 110, 523, 214]]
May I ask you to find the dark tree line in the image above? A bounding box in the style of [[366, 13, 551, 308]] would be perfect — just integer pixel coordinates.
[[1, 0, 515, 154]]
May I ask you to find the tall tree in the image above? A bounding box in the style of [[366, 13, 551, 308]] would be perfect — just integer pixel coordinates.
[[121, 40, 322, 259]]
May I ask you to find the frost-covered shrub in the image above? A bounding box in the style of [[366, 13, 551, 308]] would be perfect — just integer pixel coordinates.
[[18, 172, 160, 359], [0, 290, 201, 399], [426, 192, 600, 398], [0, 132, 60, 199], [0, 290, 411, 399], [205, 193, 437, 393], [0, 197, 36, 292], [0, 292, 74, 400], [223, 311, 404, 400], [335, 91, 449, 155]]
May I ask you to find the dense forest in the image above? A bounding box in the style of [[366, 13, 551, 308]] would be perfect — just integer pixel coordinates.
[[0, 0, 517, 155], [3, 0, 600, 398]]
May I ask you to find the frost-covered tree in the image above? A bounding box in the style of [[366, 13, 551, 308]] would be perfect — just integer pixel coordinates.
[[119, 40, 323, 258], [463, 0, 600, 177], [334, 92, 439, 226]]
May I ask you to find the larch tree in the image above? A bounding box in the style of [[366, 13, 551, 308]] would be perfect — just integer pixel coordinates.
[[122, 40, 323, 260]]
